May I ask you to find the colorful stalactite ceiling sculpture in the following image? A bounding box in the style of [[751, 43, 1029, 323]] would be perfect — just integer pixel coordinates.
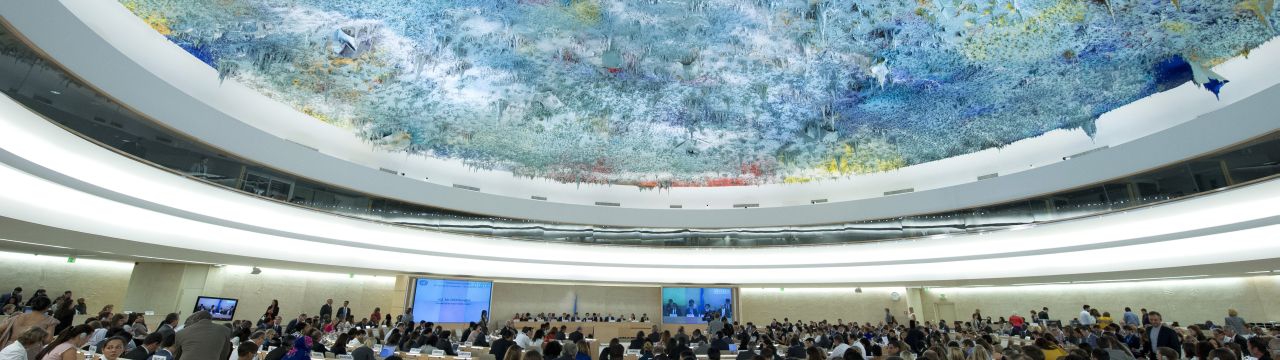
[[121, 0, 1276, 187]]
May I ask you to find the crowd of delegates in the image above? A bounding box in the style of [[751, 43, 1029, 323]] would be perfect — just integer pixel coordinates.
[[485, 309, 1278, 360], [0, 292, 393, 360], [512, 313, 653, 323], [3, 288, 1278, 360]]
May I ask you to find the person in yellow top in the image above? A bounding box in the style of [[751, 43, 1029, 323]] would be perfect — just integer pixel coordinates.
[[1097, 311, 1113, 328], [1036, 338, 1068, 360]]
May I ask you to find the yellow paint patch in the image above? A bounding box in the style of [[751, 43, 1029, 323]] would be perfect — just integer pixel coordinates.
[[570, 0, 602, 24], [961, 0, 1087, 61], [783, 176, 812, 184]]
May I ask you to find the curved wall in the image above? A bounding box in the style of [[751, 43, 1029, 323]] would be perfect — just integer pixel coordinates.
[[2, 0, 1279, 228], [3, 91, 1280, 284]]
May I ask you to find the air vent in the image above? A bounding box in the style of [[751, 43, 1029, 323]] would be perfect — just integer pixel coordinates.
[[733, 203, 759, 208], [154, 136, 173, 144], [109, 121, 124, 129], [531, 196, 547, 201], [453, 184, 480, 192], [594, 201, 621, 207], [92, 116, 107, 123], [810, 199, 828, 204], [977, 173, 998, 181], [669, 205, 683, 209], [378, 168, 398, 175], [33, 95, 52, 105], [884, 188, 914, 196]]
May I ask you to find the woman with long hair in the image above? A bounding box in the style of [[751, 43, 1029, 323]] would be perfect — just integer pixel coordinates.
[[51, 298, 76, 336], [263, 300, 280, 323], [330, 332, 350, 355], [35, 324, 93, 360]]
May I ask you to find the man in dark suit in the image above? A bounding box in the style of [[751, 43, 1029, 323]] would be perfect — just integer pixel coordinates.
[[263, 335, 294, 360], [157, 313, 180, 340], [286, 313, 307, 335], [569, 327, 585, 343], [0, 287, 20, 307], [320, 299, 334, 322], [174, 311, 233, 360], [1221, 327, 1248, 349], [122, 332, 164, 360], [336, 300, 351, 321], [1143, 311, 1180, 360], [708, 331, 731, 360], [490, 329, 517, 360]]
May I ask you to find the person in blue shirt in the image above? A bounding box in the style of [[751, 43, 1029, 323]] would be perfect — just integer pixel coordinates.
[[1123, 308, 1140, 327]]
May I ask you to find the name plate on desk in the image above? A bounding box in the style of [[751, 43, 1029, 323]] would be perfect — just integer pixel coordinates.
[[463, 342, 472, 347], [627, 350, 642, 355], [459, 351, 473, 359], [310, 352, 324, 359], [152, 356, 167, 360], [410, 348, 423, 355], [338, 355, 354, 360], [431, 349, 446, 356]]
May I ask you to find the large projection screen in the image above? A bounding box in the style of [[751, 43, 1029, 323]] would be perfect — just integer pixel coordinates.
[[661, 287, 733, 324], [410, 278, 493, 323]]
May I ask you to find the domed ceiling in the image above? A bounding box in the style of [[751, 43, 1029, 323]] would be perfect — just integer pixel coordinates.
[[121, 0, 1276, 188]]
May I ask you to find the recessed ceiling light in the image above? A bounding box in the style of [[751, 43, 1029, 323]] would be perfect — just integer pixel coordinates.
[[48, 90, 61, 95]]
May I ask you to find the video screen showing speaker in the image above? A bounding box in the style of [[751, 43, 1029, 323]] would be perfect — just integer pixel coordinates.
[[661, 287, 733, 324], [411, 278, 493, 323], [194, 296, 238, 321]]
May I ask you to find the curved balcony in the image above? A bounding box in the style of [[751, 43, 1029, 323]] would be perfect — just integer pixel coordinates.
[[1, 25, 1279, 247]]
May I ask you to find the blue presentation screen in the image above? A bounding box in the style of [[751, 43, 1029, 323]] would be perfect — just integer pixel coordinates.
[[661, 287, 733, 324], [411, 278, 492, 323]]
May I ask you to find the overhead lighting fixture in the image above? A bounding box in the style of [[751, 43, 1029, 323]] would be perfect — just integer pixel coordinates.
[[48, 90, 61, 95]]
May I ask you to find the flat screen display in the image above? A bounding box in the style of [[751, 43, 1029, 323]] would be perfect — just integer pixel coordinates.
[[410, 278, 492, 323], [661, 287, 733, 324], [194, 296, 238, 321]]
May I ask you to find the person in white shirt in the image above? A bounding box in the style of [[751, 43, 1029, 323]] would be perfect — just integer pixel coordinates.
[[1079, 305, 1096, 327], [515, 327, 535, 351], [827, 335, 850, 360], [0, 326, 49, 360]]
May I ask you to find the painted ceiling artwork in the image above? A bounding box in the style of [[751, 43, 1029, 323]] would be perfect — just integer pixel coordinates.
[[121, 0, 1277, 187]]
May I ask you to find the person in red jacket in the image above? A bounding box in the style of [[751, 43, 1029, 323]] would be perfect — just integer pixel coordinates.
[[1009, 312, 1026, 335]]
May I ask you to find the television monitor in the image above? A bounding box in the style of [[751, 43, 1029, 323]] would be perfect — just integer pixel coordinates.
[[194, 296, 238, 321], [410, 278, 493, 323], [661, 287, 733, 324]]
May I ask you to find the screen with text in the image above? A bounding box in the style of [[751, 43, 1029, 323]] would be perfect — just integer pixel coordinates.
[[411, 278, 492, 323]]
